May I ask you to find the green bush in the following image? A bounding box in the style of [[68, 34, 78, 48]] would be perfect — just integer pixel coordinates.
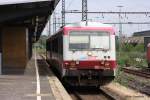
[[133, 44, 144, 53], [117, 52, 130, 66], [121, 44, 134, 52], [117, 44, 147, 68]]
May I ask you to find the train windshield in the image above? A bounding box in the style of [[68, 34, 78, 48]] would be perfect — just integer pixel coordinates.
[[69, 31, 110, 50]]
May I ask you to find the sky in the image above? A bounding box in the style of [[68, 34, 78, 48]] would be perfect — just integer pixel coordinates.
[[42, 0, 150, 37]]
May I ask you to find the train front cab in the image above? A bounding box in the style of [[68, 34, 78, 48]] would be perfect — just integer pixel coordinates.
[[62, 26, 116, 86]]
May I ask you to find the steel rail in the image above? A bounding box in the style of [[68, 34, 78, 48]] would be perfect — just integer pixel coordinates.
[[123, 67, 150, 78]]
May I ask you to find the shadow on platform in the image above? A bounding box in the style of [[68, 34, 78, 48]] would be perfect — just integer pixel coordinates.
[[37, 59, 50, 76], [2, 66, 26, 75], [1, 59, 52, 76]]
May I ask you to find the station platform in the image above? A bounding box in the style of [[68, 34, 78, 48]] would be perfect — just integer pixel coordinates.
[[0, 52, 72, 100]]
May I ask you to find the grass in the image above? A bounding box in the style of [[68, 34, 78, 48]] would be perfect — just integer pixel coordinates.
[[115, 44, 148, 87], [117, 51, 147, 68]]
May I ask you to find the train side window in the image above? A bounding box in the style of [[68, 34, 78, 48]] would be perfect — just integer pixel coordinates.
[[60, 35, 63, 55], [46, 41, 50, 51], [54, 37, 58, 53], [52, 39, 55, 52], [52, 37, 58, 53], [58, 35, 63, 55]]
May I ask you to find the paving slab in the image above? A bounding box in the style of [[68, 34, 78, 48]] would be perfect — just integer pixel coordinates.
[[0, 53, 71, 100]]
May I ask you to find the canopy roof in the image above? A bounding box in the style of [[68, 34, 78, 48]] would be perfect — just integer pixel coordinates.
[[0, 0, 60, 41]]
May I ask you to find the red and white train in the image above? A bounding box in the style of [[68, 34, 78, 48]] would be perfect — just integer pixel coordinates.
[[46, 21, 117, 86]]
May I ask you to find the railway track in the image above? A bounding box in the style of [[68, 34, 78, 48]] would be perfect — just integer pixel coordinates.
[[122, 67, 150, 78], [66, 86, 114, 100], [122, 67, 150, 96]]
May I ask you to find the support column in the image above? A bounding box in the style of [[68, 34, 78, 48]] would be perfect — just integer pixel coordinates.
[[2, 27, 29, 73]]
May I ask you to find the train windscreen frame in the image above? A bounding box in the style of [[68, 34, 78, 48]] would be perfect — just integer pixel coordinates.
[[69, 31, 110, 51]]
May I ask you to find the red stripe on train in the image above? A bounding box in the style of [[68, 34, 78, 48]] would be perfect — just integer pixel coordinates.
[[63, 60, 117, 70]]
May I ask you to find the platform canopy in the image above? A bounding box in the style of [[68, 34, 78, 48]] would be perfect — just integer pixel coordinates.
[[0, 0, 59, 40], [0, 0, 55, 5]]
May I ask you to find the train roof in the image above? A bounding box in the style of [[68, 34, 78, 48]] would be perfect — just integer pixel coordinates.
[[47, 21, 115, 41], [64, 21, 113, 28]]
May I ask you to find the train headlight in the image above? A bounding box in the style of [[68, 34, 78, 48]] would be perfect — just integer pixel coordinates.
[[101, 60, 104, 64], [105, 61, 110, 67], [64, 62, 69, 67], [70, 62, 76, 67], [76, 61, 79, 64], [87, 52, 92, 56], [64, 62, 69, 65], [64, 61, 77, 68]]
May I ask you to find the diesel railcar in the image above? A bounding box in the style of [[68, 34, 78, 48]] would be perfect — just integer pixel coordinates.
[[46, 21, 117, 86]]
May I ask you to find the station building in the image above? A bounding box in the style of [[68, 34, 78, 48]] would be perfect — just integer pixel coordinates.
[[121, 30, 150, 51]]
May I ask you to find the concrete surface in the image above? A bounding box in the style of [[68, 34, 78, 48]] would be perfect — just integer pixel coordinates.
[[0, 52, 71, 100], [100, 82, 149, 100], [40, 55, 72, 100]]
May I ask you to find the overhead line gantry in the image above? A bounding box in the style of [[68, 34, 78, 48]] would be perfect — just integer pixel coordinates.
[[82, 0, 88, 21], [62, 0, 65, 26]]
